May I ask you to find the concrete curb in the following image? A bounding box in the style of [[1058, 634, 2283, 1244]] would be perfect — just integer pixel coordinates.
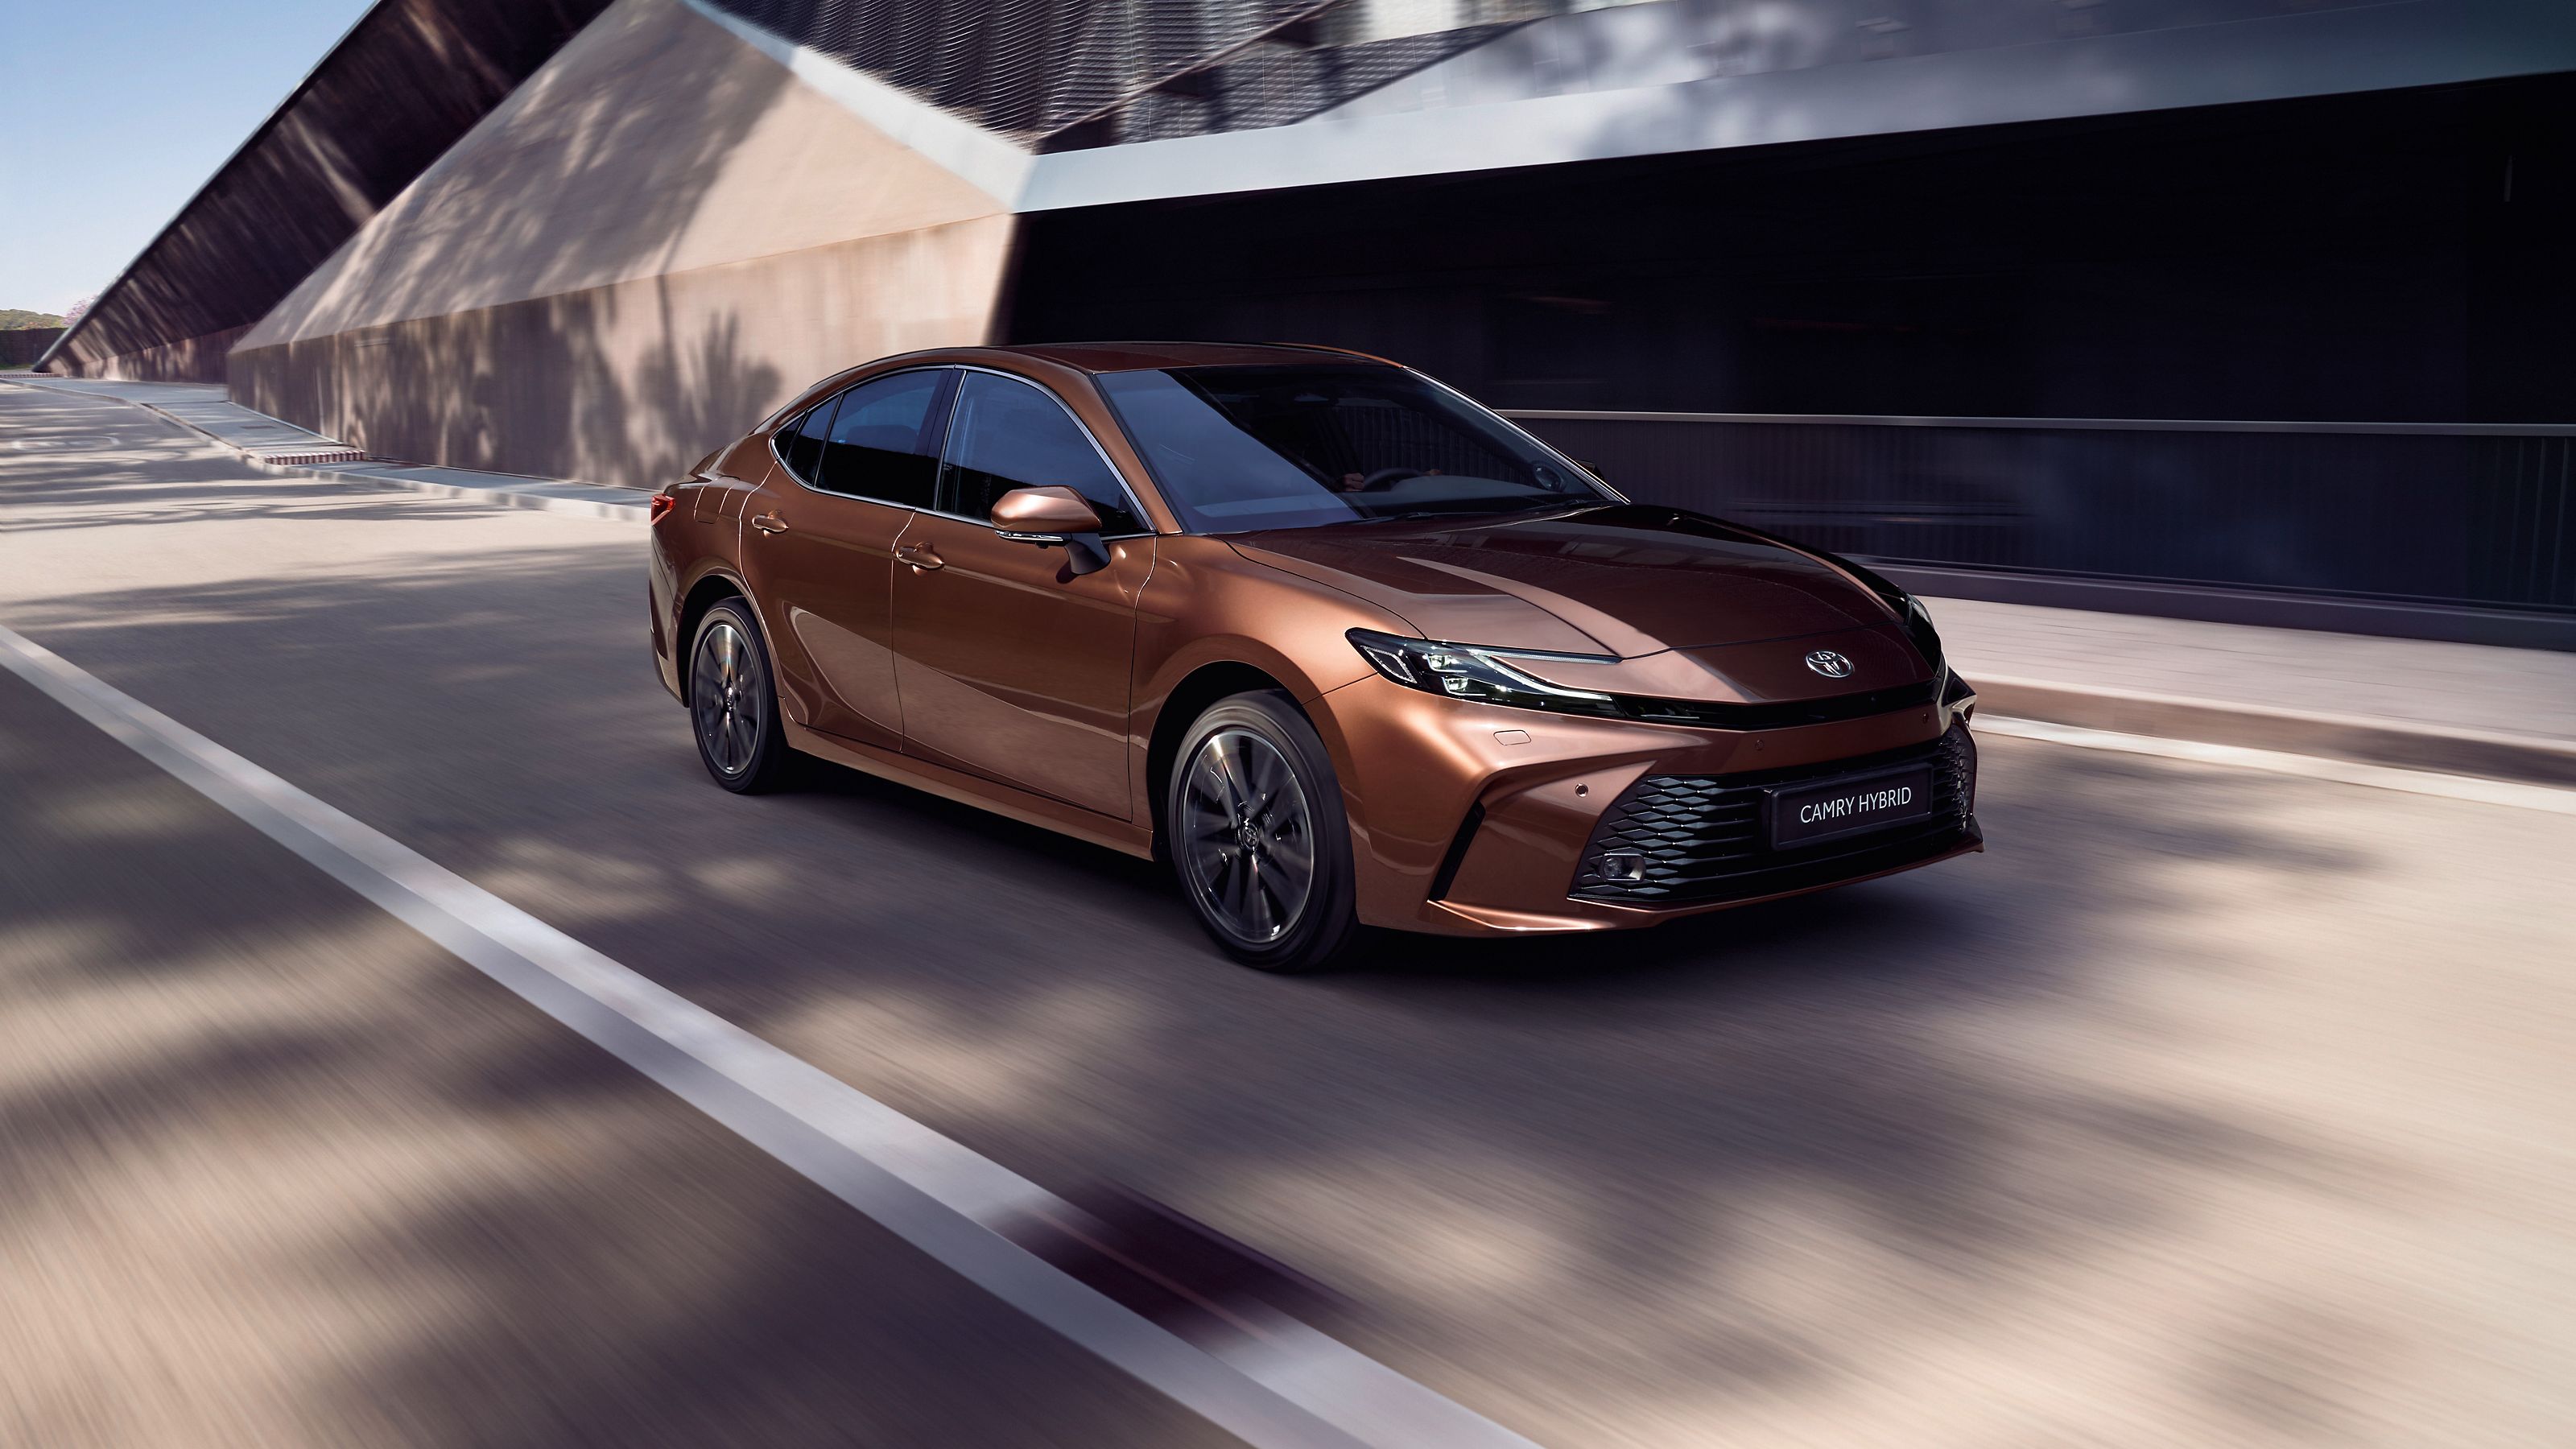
[[1888, 563, 2576, 654], [287, 460, 650, 523], [6, 378, 649, 523], [1971, 675, 2576, 788]]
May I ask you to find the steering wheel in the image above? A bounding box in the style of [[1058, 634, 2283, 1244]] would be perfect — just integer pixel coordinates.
[[1356, 467, 1427, 492]]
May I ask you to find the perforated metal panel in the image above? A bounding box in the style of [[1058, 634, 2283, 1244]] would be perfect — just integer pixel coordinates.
[[704, 0, 1327, 138], [702, 0, 1534, 148]]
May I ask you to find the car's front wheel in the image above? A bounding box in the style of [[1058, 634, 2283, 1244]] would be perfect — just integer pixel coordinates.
[[1166, 691, 1360, 972], [688, 597, 791, 794]]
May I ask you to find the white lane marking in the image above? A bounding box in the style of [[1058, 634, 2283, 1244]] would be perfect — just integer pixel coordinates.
[[1977, 714, 2576, 815], [0, 622, 1540, 1449]]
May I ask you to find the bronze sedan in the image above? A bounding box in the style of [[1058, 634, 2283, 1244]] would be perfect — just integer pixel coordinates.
[[648, 343, 1981, 971]]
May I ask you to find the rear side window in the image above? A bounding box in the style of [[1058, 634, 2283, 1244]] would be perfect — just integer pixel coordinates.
[[818, 369, 948, 507], [778, 398, 834, 483], [939, 372, 1142, 535]]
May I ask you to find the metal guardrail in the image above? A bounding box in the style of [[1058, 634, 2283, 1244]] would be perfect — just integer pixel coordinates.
[[1503, 411, 2576, 616]]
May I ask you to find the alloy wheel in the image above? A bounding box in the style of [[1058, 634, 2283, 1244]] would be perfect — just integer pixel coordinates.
[[691, 620, 761, 777], [1177, 726, 1317, 945]]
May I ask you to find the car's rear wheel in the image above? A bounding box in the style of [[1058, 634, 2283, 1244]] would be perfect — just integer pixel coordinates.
[[688, 598, 791, 794], [1167, 691, 1360, 972]]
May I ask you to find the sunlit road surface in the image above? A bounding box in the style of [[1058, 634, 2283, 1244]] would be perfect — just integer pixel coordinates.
[[5, 384, 2573, 1449]]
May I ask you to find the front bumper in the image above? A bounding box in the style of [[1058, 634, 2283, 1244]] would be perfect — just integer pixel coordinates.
[[1312, 672, 1982, 936]]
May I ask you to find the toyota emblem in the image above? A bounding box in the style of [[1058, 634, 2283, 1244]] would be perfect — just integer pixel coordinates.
[[1804, 650, 1854, 679]]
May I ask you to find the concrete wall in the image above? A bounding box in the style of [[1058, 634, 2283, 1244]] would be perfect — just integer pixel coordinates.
[[48, 327, 250, 382], [231, 0, 1018, 489], [43, 0, 615, 383]]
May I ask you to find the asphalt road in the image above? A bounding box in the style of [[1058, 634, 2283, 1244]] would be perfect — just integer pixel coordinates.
[[5, 382, 2572, 1448]]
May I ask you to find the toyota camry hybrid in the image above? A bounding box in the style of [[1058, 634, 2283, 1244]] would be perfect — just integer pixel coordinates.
[[648, 343, 1982, 971]]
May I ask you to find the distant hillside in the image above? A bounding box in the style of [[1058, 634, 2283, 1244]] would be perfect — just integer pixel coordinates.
[[1, 309, 67, 330]]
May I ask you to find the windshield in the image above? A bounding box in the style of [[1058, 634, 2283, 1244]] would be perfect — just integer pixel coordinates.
[[1095, 364, 1608, 534]]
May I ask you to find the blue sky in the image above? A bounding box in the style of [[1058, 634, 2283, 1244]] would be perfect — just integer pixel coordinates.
[[2, 0, 377, 316]]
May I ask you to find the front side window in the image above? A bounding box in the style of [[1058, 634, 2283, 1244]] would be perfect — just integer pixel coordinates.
[[818, 369, 948, 507], [1096, 365, 1607, 535], [940, 372, 1144, 535]]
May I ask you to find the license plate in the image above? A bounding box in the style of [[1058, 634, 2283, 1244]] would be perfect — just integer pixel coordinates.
[[1766, 764, 1936, 848]]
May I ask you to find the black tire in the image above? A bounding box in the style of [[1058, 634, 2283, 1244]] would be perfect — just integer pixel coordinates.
[[687, 597, 791, 794], [1166, 691, 1360, 972]]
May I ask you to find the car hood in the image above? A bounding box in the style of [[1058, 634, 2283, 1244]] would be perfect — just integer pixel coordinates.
[[1228, 505, 1897, 658]]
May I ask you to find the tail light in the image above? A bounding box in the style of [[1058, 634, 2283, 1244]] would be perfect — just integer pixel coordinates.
[[649, 492, 677, 523]]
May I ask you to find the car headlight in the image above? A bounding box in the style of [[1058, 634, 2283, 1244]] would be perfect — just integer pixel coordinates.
[[1347, 629, 1620, 714]]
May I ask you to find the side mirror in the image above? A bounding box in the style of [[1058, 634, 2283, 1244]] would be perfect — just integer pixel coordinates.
[[991, 485, 1102, 541], [1578, 459, 1608, 481], [991, 485, 1109, 576]]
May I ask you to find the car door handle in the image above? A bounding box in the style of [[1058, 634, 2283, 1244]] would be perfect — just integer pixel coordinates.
[[895, 542, 943, 572], [749, 513, 790, 534]]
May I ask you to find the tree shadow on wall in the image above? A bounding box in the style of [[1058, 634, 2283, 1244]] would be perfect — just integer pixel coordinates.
[[242, 0, 800, 490]]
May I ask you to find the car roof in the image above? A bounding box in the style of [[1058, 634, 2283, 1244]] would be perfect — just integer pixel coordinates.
[[967, 341, 1399, 374], [764, 341, 1410, 429]]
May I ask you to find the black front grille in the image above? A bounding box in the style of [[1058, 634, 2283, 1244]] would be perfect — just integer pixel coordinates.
[[1571, 726, 1978, 904]]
